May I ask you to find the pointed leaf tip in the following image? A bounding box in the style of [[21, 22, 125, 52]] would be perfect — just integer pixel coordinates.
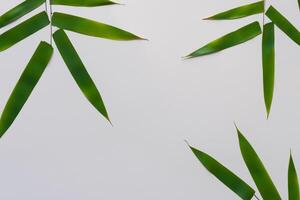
[[289, 154, 300, 200]]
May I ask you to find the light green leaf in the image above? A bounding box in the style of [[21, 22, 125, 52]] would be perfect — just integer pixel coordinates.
[[186, 21, 262, 58], [0, 41, 53, 138], [266, 6, 300, 45], [0, 0, 45, 28], [52, 12, 144, 41], [53, 29, 110, 122], [289, 154, 300, 200], [51, 0, 117, 7], [204, 1, 264, 20], [237, 126, 281, 200], [262, 23, 275, 118], [189, 144, 255, 200], [0, 12, 50, 52]]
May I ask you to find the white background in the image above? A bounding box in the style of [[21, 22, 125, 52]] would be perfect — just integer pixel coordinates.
[[0, 0, 299, 199]]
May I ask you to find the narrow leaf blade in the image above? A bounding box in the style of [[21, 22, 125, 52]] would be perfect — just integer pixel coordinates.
[[266, 6, 300, 45], [0, 12, 50, 52], [0, 0, 45, 28], [186, 21, 262, 58], [189, 145, 255, 200], [52, 12, 144, 41], [262, 23, 275, 118], [0, 41, 53, 138], [53, 29, 110, 122], [289, 154, 300, 200], [51, 0, 117, 7], [237, 127, 281, 200], [204, 1, 264, 20]]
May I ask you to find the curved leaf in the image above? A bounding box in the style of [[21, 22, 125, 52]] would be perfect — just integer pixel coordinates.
[[186, 21, 262, 58], [0, 41, 53, 138], [262, 23, 275, 118], [289, 154, 300, 200], [0, 0, 45, 28], [266, 6, 300, 45], [53, 29, 110, 122], [204, 1, 264, 20], [0, 12, 50, 52], [51, 0, 117, 7], [189, 144, 255, 200], [52, 12, 144, 41], [237, 127, 281, 200]]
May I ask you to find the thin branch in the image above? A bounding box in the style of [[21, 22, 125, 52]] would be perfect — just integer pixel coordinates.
[[254, 194, 261, 200], [49, 0, 53, 45]]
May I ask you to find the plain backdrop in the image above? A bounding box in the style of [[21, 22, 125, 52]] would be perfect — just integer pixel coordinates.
[[0, 0, 299, 199]]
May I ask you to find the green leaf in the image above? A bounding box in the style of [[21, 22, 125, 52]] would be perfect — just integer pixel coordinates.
[[237, 126, 281, 200], [51, 0, 117, 7], [0, 41, 53, 138], [186, 21, 262, 58], [53, 29, 110, 122], [204, 1, 264, 20], [52, 12, 144, 41], [188, 144, 255, 200], [262, 23, 275, 118], [0, 0, 45, 28], [266, 6, 300, 45], [0, 12, 50, 52], [289, 154, 300, 200]]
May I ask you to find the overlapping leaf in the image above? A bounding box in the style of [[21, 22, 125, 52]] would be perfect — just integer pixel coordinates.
[[0, 42, 53, 138], [262, 23, 275, 118], [0, 0, 45, 28], [52, 12, 144, 41], [186, 21, 262, 58], [53, 29, 110, 122], [266, 6, 300, 45], [51, 0, 117, 7], [289, 154, 300, 200], [237, 127, 281, 200], [204, 1, 264, 20], [189, 145, 255, 200], [0, 12, 49, 52]]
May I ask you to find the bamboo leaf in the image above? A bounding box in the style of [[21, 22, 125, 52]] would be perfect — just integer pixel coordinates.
[[0, 12, 50, 52], [188, 144, 255, 200], [52, 12, 144, 41], [51, 0, 117, 7], [262, 23, 275, 118], [0, 0, 45, 28], [186, 21, 262, 58], [237, 126, 281, 200], [0, 41, 53, 138], [289, 154, 300, 200], [266, 6, 300, 45], [53, 29, 110, 122], [204, 1, 264, 20]]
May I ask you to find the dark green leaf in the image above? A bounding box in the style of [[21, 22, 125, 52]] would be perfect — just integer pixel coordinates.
[[189, 144, 255, 200], [266, 6, 300, 45], [237, 126, 281, 200], [51, 0, 117, 7], [0, 0, 45, 28], [52, 12, 144, 41], [262, 23, 275, 118], [186, 21, 262, 58], [204, 1, 264, 20], [0, 41, 53, 138], [0, 12, 50, 52], [289, 154, 300, 200], [53, 29, 110, 122]]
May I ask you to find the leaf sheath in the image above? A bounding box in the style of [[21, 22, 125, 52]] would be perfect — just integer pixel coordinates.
[[53, 29, 110, 122], [204, 1, 264, 20], [51, 0, 117, 7], [189, 145, 255, 200], [0, 12, 50, 52], [186, 21, 262, 58], [0, 0, 45, 28], [289, 154, 300, 200], [0, 42, 53, 138]]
